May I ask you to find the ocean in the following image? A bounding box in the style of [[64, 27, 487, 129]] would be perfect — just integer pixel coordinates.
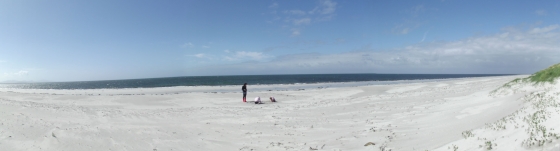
[[0, 74, 511, 90]]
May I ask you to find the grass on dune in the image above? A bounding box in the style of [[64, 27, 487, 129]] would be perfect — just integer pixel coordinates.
[[528, 63, 560, 83], [496, 63, 560, 90]]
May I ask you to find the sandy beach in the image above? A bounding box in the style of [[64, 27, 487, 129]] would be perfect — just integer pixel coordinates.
[[1, 75, 559, 151]]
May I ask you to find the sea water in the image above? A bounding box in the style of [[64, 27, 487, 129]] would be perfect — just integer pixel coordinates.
[[0, 74, 512, 90]]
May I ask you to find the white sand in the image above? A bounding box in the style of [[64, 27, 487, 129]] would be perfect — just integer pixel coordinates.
[[1, 75, 559, 151]]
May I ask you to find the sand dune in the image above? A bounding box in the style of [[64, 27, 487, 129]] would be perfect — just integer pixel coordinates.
[[1, 75, 558, 151]]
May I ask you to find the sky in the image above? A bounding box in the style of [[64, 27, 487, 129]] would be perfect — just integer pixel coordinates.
[[1, 0, 560, 82]]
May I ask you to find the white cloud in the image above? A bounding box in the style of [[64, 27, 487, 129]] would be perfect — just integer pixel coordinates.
[[270, 0, 337, 36], [188, 50, 272, 62], [224, 51, 271, 61], [269, 2, 278, 9], [529, 25, 558, 34], [410, 5, 425, 16], [535, 9, 547, 16], [292, 18, 311, 25], [392, 5, 429, 35], [421, 31, 428, 42], [236, 51, 269, 60], [4, 70, 29, 77], [14, 70, 28, 76], [309, 0, 337, 15], [187, 53, 206, 58], [202, 45, 210, 48], [195, 54, 205, 58], [182, 42, 194, 48], [192, 25, 560, 74], [291, 29, 301, 36], [400, 28, 410, 34], [392, 24, 414, 35], [284, 10, 306, 15]]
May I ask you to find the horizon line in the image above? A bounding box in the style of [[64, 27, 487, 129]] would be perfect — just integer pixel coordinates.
[[0, 73, 521, 84]]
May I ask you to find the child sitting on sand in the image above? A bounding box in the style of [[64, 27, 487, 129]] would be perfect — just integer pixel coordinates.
[[254, 96, 263, 104], [269, 96, 276, 102]]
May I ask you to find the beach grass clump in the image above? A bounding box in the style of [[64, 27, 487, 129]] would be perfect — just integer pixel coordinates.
[[528, 63, 560, 83], [462, 130, 474, 139], [484, 141, 493, 150]]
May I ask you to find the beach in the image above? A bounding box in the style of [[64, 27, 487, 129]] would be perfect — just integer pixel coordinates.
[[1, 75, 559, 151]]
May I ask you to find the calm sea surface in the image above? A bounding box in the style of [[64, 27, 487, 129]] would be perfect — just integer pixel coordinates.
[[0, 74, 511, 89]]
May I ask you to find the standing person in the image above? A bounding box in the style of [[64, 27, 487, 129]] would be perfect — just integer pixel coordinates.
[[242, 83, 247, 102]]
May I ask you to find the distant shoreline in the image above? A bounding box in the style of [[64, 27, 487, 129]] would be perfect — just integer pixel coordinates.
[[0, 75, 518, 92]]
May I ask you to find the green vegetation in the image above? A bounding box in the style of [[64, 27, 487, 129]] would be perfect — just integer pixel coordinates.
[[485, 141, 493, 150], [462, 130, 474, 139], [497, 63, 560, 87], [528, 63, 560, 83]]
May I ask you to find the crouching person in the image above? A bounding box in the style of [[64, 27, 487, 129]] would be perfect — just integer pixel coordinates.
[[254, 96, 263, 104]]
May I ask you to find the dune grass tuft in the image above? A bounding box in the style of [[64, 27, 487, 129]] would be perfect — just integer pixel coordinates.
[[528, 63, 560, 83]]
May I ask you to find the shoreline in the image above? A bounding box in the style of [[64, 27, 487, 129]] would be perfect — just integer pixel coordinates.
[[0, 75, 523, 95], [0, 74, 518, 90]]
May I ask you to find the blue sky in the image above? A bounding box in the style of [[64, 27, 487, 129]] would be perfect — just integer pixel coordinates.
[[1, 0, 560, 82]]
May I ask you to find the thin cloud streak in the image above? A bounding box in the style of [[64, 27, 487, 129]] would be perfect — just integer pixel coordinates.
[[421, 31, 428, 42], [182, 42, 194, 48], [187, 53, 206, 59], [309, 0, 337, 15], [269, 2, 278, 9], [292, 18, 311, 25], [535, 9, 547, 16], [283, 10, 306, 15], [269, 0, 337, 36], [224, 51, 272, 61], [4, 70, 29, 77]]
